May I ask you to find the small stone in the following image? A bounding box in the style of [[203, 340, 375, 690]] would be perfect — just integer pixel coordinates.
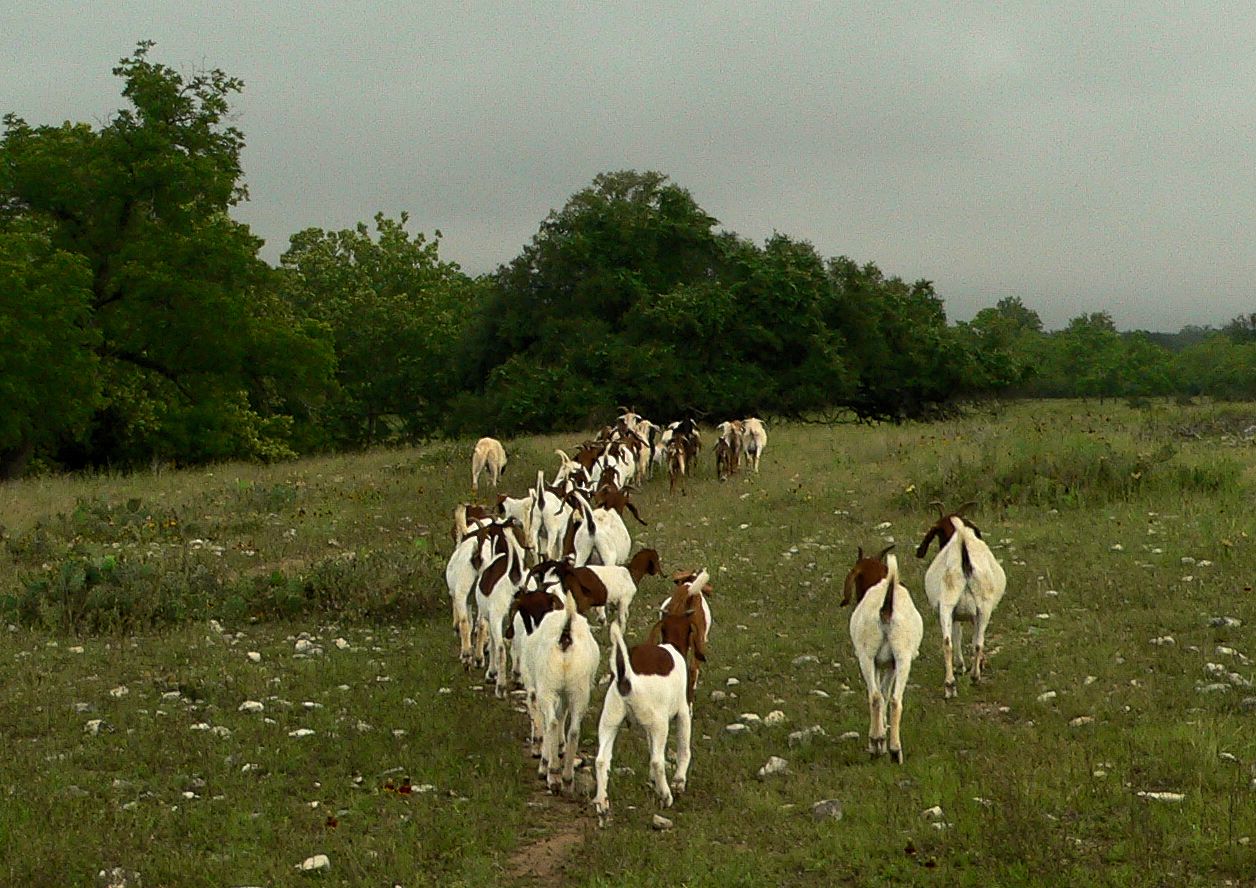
[[811, 799, 843, 820], [764, 710, 787, 726], [1037, 691, 1058, 703], [109, 686, 129, 699], [84, 719, 110, 736], [725, 723, 750, 735], [710, 690, 727, 702], [209, 619, 224, 634], [839, 731, 861, 741], [1197, 683, 1230, 694], [809, 689, 830, 699], [334, 638, 350, 650], [238, 701, 264, 714], [247, 651, 262, 663], [1084, 676, 1097, 686], [1239, 696, 1256, 710], [1069, 716, 1094, 727], [738, 713, 762, 725], [757, 756, 788, 777], [296, 853, 331, 872], [64, 784, 90, 798], [211, 726, 231, 738], [1219, 752, 1239, 763], [652, 814, 674, 830], [95, 866, 142, 888], [288, 728, 315, 738], [792, 654, 819, 666], [922, 805, 945, 820], [726, 678, 740, 687], [74, 702, 93, 713], [1110, 544, 1123, 551], [1209, 616, 1242, 629], [1137, 791, 1185, 802], [1149, 636, 1175, 646], [1205, 663, 1227, 679], [189, 722, 211, 732]]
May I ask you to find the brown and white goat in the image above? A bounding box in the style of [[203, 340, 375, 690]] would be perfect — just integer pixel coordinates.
[[916, 501, 1006, 698], [656, 569, 713, 703], [593, 614, 699, 823], [843, 546, 923, 762]]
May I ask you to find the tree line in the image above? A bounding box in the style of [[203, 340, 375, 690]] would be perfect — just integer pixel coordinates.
[[1, 45, 1251, 479]]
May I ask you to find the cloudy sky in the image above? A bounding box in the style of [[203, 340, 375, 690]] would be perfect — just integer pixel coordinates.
[[6, 3, 1255, 330]]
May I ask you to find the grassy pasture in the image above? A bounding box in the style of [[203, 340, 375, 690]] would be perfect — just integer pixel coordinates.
[[1, 400, 1254, 886]]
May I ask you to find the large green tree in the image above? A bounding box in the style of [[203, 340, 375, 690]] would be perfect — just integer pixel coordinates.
[[1, 42, 331, 471], [280, 213, 477, 446]]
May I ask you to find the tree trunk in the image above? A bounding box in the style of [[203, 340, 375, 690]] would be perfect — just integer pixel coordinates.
[[0, 441, 36, 481]]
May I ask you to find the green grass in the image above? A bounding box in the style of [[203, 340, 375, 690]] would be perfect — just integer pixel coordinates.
[[1, 401, 1254, 886]]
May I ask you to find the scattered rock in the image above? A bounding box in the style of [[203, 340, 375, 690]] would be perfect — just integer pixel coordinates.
[[296, 854, 331, 872], [922, 805, 945, 821], [1229, 673, 1253, 689], [764, 710, 787, 726], [725, 723, 750, 735], [238, 701, 264, 714], [839, 731, 861, 741], [1037, 691, 1058, 703], [189, 722, 211, 732], [1209, 616, 1242, 629], [1219, 752, 1239, 764], [294, 639, 323, 656], [1204, 663, 1227, 679], [288, 728, 315, 738], [1239, 696, 1256, 711], [709, 690, 727, 702], [95, 867, 142, 888], [1197, 683, 1231, 694], [1069, 716, 1094, 727], [208, 619, 225, 634], [738, 713, 762, 726], [109, 686, 129, 699], [811, 799, 843, 820], [757, 756, 788, 778], [651, 814, 674, 830], [84, 719, 111, 736], [809, 689, 830, 699], [247, 652, 262, 663], [1136, 791, 1185, 802], [74, 702, 94, 713], [792, 654, 819, 666], [1149, 636, 1175, 646], [725, 678, 740, 687], [334, 638, 350, 650], [788, 725, 827, 747], [64, 785, 90, 798]]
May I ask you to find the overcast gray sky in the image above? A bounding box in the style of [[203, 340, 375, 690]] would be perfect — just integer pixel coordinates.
[[5, 3, 1255, 331]]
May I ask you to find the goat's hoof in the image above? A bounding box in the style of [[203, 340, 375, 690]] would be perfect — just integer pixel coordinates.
[[673, 780, 686, 794], [944, 682, 958, 699], [889, 749, 903, 764]]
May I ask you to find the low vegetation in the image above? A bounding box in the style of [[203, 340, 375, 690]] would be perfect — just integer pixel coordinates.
[[2, 400, 1254, 885]]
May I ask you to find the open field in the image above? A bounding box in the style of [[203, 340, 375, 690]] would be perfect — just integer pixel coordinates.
[[2, 400, 1255, 886]]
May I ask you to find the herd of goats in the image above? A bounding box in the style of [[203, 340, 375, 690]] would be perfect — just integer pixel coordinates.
[[448, 411, 1007, 823]]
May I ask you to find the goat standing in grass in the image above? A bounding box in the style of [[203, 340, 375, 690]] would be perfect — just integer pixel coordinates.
[[915, 501, 1006, 698], [593, 607, 702, 824], [843, 546, 923, 763], [471, 437, 507, 493], [522, 591, 599, 795]]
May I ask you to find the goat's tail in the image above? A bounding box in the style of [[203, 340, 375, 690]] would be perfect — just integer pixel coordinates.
[[558, 591, 577, 651], [610, 622, 633, 696], [880, 554, 899, 623], [955, 520, 975, 578]]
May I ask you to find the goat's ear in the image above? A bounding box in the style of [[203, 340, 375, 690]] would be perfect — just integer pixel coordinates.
[[928, 500, 945, 519], [955, 500, 979, 517], [877, 544, 896, 561], [625, 500, 647, 526], [965, 519, 983, 539], [916, 527, 938, 559], [856, 545, 864, 561], [841, 569, 855, 606], [690, 621, 708, 662]]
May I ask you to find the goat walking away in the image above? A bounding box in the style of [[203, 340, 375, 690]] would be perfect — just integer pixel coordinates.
[[521, 591, 600, 795], [843, 546, 923, 762], [593, 617, 697, 824], [471, 437, 508, 493], [916, 501, 1006, 698]]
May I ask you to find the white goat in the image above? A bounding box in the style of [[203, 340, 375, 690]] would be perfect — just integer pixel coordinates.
[[916, 502, 1007, 698], [444, 516, 521, 668], [740, 417, 767, 473], [522, 591, 600, 794], [593, 613, 701, 824], [843, 548, 923, 762], [471, 437, 507, 493], [471, 525, 529, 697]]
